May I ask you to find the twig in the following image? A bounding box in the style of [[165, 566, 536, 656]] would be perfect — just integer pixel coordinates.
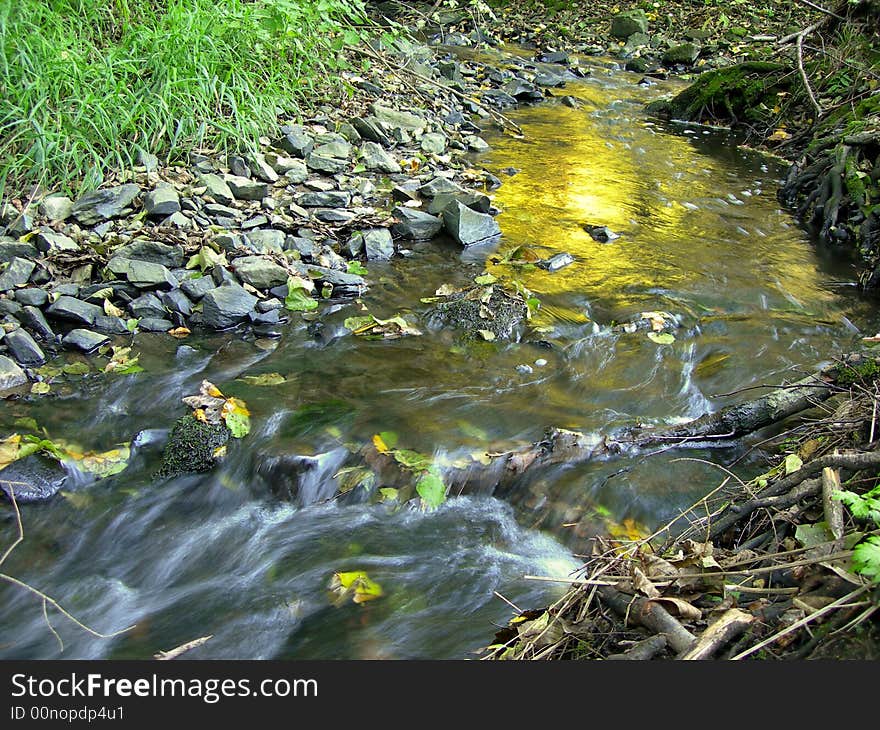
[[797, 31, 823, 117], [493, 591, 522, 614]]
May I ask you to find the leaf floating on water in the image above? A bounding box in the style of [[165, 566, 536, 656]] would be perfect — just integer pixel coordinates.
[[346, 261, 368, 276], [285, 285, 318, 312], [474, 272, 497, 286], [104, 346, 144, 374], [168, 327, 191, 339], [477, 329, 496, 341], [62, 361, 90, 376], [30, 382, 51, 395], [647, 332, 675, 345], [239, 373, 287, 386], [0, 434, 23, 471], [329, 570, 384, 605], [73, 444, 131, 478], [222, 397, 251, 439], [60, 491, 93, 510], [416, 470, 447, 510], [344, 312, 421, 339]]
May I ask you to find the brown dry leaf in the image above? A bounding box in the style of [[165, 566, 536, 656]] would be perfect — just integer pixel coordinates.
[[168, 327, 191, 338], [650, 597, 702, 621], [632, 566, 661, 598], [642, 553, 679, 580]]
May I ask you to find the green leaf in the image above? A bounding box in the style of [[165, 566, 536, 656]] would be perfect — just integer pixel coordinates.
[[477, 329, 496, 341], [393, 449, 431, 471], [647, 332, 675, 345], [73, 444, 131, 478], [343, 315, 375, 332], [30, 382, 51, 395], [416, 470, 446, 510], [239, 373, 287, 386], [474, 273, 497, 286], [62, 362, 90, 375], [851, 536, 880, 583], [378, 487, 399, 503], [186, 246, 227, 272], [329, 570, 383, 604], [285, 286, 318, 312], [784, 453, 803, 475], [347, 261, 368, 275], [378, 431, 399, 449]]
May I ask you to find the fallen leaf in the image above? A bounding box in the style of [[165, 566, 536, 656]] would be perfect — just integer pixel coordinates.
[[650, 597, 702, 621], [647, 332, 675, 345], [329, 570, 384, 605], [239, 373, 287, 386]]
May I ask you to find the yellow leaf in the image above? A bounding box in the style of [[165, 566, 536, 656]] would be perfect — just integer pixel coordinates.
[[168, 327, 191, 338], [372, 433, 390, 454], [204, 381, 224, 399], [212, 445, 227, 459], [222, 397, 250, 418], [193, 408, 208, 423], [767, 129, 790, 142], [0, 434, 22, 471], [329, 570, 383, 605]]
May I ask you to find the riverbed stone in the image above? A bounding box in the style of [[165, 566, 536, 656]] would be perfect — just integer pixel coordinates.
[[0, 257, 36, 291], [370, 104, 426, 132], [128, 292, 167, 319], [160, 289, 193, 317], [5, 212, 34, 236], [442, 201, 501, 246], [299, 191, 352, 208], [306, 152, 348, 174], [225, 175, 268, 201], [249, 153, 280, 183], [198, 174, 235, 205], [46, 296, 101, 325], [360, 142, 401, 173], [391, 207, 443, 240], [106, 257, 177, 289], [180, 276, 217, 301], [38, 196, 74, 222], [19, 306, 54, 340], [0, 241, 38, 263], [200, 283, 258, 329], [144, 183, 181, 217], [419, 177, 464, 198], [306, 267, 366, 297], [611, 10, 649, 39], [138, 317, 173, 332], [0, 354, 27, 392], [13, 288, 48, 307], [348, 228, 394, 261], [93, 315, 131, 335], [0, 455, 68, 503], [276, 127, 314, 158], [351, 117, 391, 145], [428, 191, 492, 216], [156, 414, 230, 478], [313, 138, 353, 159], [71, 183, 140, 225], [244, 229, 285, 253], [62, 328, 109, 352], [663, 42, 701, 66], [232, 256, 289, 289], [113, 240, 185, 268], [34, 228, 79, 254], [4, 328, 45, 365], [314, 209, 356, 224]]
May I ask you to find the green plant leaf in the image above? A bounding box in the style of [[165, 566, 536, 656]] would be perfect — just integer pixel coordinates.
[[647, 332, 675, 345], [851, 536, 880, 583], [285, 286, 318, 312], [416, 470, 446, 510], [477, 329, 496, 341], [347, 261, 368, 275], [239, 373, 287, 386], [474, 272, 497, 285], [784, 453, 803, 474], [393, 449, 431, 471]]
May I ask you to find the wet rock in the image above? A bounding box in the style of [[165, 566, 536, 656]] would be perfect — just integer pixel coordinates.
[[663, 43, 701, 66], [431, 286, 528, 341], [611, 10, 649, 39], [106, 257, 178, 289], [4, 328, 46, 365], [314, 209, 356, 224], [243, 229, 285, 253], [180, 276, 217, 301], [0, 257, 36, 291], [128, 292, 166, 319], [200, 282, 258, 329], [481, 89, 518, 109], [46, 296, 102, 325], [34, 228, 79, 254], [421, 132, 447, 155], [539, 252, 575, 272], [198, 173, 235, 205], [232, 256, 289, 289], [0, 354, 28, 391], [360, 141, 401, 173], [299, 191, 351, 208], [0, 455, 68, 503], [38, 196, 74, 222], [284, 236, 318, 258], [13, 288, 48, 307], [467, 136, 490, 152], [113, 240, 185, 268], [144, 183, 181, 217], [19, 306, 54, 340], [536, 51, 569, 64], [442, 201, 501, 246], [348, 228, 394, 261], [0, 241, 38, 264], [534, 70, 567, 87], [276, 127, 314, 158], [428, 191, 492, 216], [71, 183, 140, 225], [561, 95, 582, 108], [156, 414, 229, 479], [93, 315, 131, 335], [300, 266, 366, 297], [584, 225, 620, 243], [160, 289, 193, 317], [370, 104, 425, 132], [391, 207, 443, 240], [138, 317, 173, 332], [625, 58, 649, 73], [225, 174, 268, 201], [614, 311, 679, 334], [62, 328, 109, 353], [419, 177, 463, 198], [504, 78, 542, 101]]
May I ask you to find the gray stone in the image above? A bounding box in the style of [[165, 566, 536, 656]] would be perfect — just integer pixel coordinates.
[[198, 174, 235, 205], [266, 153, 306, 174], [360, 142, 401, 173], [19, 306, 54, 340], [351, 117, 391, 145], [166, 211, 192, 229], [467, 136, 490, 152], [46, 295, 102, 325], [138, 149, 159, 171], [50, 283, 80, 297], [304, 267, 366, 297], [244, 229, 285, 253], [39, 196, 74, 222], [313, 209, 356, 224], [419, 177, 464, 198], [128, 292, 166, 319], [428, 191, 492, 216], [34, 228, 78, 254], [93, 315, 131, 335], [662, 43, 701, 66], [442, 201, 501, 246], [420, 133, 447, 155], [610, 10, 649, 39], [249, 153, 280, 183], [62, 328, 109, 353], [225, 175, 268, 201], [204, 203, 243, 220], [113, 240, 185, 268], [0, 241, 38, 263], [160, 289, 193, 317], [257, 298, 283, 313], [144, 184, 181, 217], [313, 139, 352, 159], [229, 155, 250, 178], [299, 191, 352, 208], [106, 257, 177, 289], [5, 212, 34, 236], [0, 299, 22, 316], [276, 127, 314, 157], [337, 122, 362, 143], [232, 256, 290, 289], [72, 184, 140, 225], [0, 354, 27, 391], [13, 288, 47, 307], [534, 70, 567, 87], [306, 153, 348, 174], [361, 228, 394, 261], [180, 276, 216, 301], [138, 317, 173, 332], [370, 104, 425, 131], [284, 163, 310, 184], [504, 78, 541, 100], [0, 257, 36, 291], [536, 51, 569, 64], [391, 207, 443, 240], [285, 236, 318, 258], [200, 283, 258, 329], [4, 328, 45, 365], [0, 455, 67, 503]]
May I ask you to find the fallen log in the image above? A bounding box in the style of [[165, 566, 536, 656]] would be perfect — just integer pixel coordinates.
[[596, 586, 697, 654], [677, 609, 755, 660]]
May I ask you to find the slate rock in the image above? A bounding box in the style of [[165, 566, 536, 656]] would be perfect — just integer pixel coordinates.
[[13, 288, 48, 307], [0, 241, 38, 263], [46, 296, 102, 325], [200, 283, 258, 329], [144, 183, 181, 217], [128, 292, 166, 319], [138, 317, 173, 332], [249, 153, 280, 183], [34, 228, 79, 254], [662, 43, 701, 66], [62, 328, 110, 353], [276, 127, 314, 158], [0, 257, 36, 290], [370, 104, 425, 131], [428, 191, 492, 216], [72, 184, 140, 225], [232, 256, 290, 289], [361, 228, 394, 261], [360, 142, 401, 173], [0, 354, 28, 391], [299, 191, 352, 208], [419, 177, 464, 198], [313, 209, 356, 224], [19, 306, 55, 340], [391, 207, 443, 240], [442, 201, 501, 246], [0, 455, 68, 503], [113, 240, 185, 268], [306, 153, 348, 174], [106, 257, 177, 289], [244, 229, 285, 253], [351, 117, 391, 145], [611, 10, 649, 39], [225, 175, 268, 201], [93, 315, 131, 335], [198, 174, 235, 205], [180, 276, 217, 301], [4, 328, 46, 365], [38, 196, 74, 222], [160, 289, 193, 317]]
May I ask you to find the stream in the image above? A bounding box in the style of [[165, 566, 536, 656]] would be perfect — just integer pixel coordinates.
[[2, 51, 878, 660]]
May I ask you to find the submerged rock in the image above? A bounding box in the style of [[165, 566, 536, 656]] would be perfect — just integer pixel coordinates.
[[430, 285, 528, 341], [442, 201, 501, 246], [0, 455, 69, 503], [0, 355, 27, 391], [391, 207, 443, 240], [156, 414, 230, 479]]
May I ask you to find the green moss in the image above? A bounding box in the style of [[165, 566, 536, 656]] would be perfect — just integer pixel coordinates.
[[156, 414, 229, 479], [431, 286, 528, 341], [834, 358, 880, 386]]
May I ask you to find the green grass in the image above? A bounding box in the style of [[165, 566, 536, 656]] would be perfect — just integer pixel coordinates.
[[0, 0, 368, 199]]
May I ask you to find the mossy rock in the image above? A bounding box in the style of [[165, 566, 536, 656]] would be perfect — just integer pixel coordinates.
[[429, 285, 528, 341], [156, 414, 229, 479], [645, 61, 789, 124]]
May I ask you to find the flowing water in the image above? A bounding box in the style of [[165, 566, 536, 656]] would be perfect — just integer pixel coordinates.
[[2, 53, 878, 659]]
